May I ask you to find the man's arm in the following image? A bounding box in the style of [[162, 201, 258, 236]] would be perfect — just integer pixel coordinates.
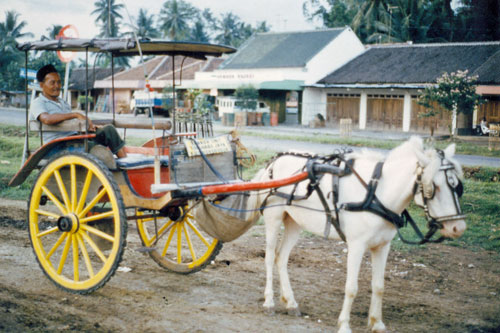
[[38, 112, 95, 131]]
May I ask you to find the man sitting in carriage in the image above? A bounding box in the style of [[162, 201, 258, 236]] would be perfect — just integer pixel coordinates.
[[30, 64, 127, 158]]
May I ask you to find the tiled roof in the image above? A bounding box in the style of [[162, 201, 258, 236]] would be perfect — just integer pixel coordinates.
[[318, 42, 500, 85], [221, 28, 346, 69]]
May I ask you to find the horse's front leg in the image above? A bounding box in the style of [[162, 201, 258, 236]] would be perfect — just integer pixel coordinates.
[[277, 217, 301, 316], [368, 242, 391, 333], [263, 214, 282, 314], [338, 241, 366, 333]]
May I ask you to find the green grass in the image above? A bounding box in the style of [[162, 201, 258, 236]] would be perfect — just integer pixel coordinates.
[[225, 128, 500, 158]]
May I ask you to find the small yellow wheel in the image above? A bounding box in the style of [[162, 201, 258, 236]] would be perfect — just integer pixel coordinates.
[[28, 152, 127, 294], [136, 205, 222, 274]]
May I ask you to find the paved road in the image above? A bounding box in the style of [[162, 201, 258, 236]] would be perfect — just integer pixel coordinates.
[[2, 107, 499, 167]]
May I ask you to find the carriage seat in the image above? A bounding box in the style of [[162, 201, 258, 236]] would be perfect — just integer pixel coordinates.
[[116, 154, 169, 170]]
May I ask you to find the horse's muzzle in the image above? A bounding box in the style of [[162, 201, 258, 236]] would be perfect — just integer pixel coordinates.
[[439, 216, 466, 239]]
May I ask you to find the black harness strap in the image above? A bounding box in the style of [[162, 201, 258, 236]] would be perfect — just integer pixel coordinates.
[[342, 162, 406, 229]]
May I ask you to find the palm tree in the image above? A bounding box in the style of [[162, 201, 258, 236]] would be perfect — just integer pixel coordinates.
[[351, 0, 391, 43], [91, 0, 124, 37], [214, 13, 242, 46], [44, 24, 63, 39], [158, 0, 197, 41], [190, 21, 210, 42], [0, 11, 33, 53], [132, 8, 160, 39]]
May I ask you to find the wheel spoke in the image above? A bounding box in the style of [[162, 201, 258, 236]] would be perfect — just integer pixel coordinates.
[[176, 223, 182, 263], [81, 224, 115, 243], [76, 169, 93, 215], [70, 164, 77, 212], [78, 188, 107, 219], [57, 233, 72, 275], [146, 220, 174, 244], [77, 233, 94, 278], [186, 219, 210, 247], [79, 210, 114, 224], [42, 185, 67, 215], [72, 235, 79, 282], [80, 231, 107, 263], [46, 232, 67, 260], [183, 223, 197, 262], [36, 226, 59, 238], [35, 209, 61, 220], [54, 169, 71, 212], [161, 225, 176, 257]]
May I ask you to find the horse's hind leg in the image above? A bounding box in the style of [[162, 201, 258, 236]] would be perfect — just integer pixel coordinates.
[[338, 241, 366, 333], [277, 215, 301, 316], [368, 243, 390, 333], [263, 210, 282, 314]]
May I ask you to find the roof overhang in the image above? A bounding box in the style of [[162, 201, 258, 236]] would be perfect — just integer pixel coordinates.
[[179, 80, 304, 91], [306, 83, 429, 89]]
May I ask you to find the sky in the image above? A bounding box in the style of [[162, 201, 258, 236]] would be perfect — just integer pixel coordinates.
[[1, 0, 319, 42]]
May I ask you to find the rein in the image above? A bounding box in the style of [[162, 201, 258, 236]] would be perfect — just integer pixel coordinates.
[[262, 149, 464, 245]]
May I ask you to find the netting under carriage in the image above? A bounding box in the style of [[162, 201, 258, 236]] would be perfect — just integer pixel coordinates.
[[192, 192, 260, 242]]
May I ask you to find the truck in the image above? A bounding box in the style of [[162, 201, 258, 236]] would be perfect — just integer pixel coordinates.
[[131, 91, 175, 117]]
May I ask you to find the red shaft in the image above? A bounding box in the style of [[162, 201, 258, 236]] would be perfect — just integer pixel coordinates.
[[201, 171, 309, 195]]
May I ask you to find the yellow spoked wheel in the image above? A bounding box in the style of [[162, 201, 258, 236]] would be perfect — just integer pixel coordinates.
[[136, 206, 222, 274], [28, 152, 127, 294]]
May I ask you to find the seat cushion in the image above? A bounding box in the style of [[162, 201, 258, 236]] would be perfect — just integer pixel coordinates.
[[116, 154, 169, 170]]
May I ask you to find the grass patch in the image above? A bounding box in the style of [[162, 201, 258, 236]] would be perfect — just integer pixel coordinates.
[[226, 128, 500, 158]]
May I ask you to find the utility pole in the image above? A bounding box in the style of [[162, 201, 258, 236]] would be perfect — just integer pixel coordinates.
[[388, 6, 398, 43]]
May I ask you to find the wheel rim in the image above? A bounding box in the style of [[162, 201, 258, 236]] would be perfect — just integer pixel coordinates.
[[29, 154, 124, 292], [136, 207, 220, 273]]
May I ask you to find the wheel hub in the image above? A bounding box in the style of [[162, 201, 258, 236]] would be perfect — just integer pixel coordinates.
[[57, 214, 79, 233]]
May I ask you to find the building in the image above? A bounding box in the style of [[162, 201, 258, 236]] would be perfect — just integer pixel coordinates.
[[94, 56, 225, 113], [304, 41, 500, 134], [184, 28, 364, 124]]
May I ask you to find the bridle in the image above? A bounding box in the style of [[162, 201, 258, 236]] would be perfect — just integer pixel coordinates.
[[413, 150, 465, 232], [342, 149, 465, 245]]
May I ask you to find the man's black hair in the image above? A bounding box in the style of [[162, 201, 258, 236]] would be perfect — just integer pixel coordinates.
[[36, 64, 58, 83]]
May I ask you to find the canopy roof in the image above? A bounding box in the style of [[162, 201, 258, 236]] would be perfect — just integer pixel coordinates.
[[17, 38, 236, 59]]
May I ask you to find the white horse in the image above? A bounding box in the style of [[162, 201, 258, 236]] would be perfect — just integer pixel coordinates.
[[254, 137, 466, 333]]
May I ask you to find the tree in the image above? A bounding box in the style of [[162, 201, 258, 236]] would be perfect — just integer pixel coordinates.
[[214, 13, 243, 47], [132, 9, 160, 39], [190, 20, 210, 42], [158, 0, 198, 41], [91, 0, 129, 68], [44, 24, 63, 39], [303, 0, 356, 28], [235, 85, 259, 111], [0, 11, 33, 90], [454, 0, 500, 41], [417, 70, 484, 137], [91, 0, 124, 38]]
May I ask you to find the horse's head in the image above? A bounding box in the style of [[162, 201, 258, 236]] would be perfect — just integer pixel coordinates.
[[413, 142, 466, 239]]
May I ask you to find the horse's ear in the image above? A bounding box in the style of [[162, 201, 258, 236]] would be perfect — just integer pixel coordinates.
[[414, 147, 430, 166], [443, 143, 456, 158]]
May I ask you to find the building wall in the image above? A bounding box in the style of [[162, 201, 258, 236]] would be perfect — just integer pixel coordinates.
[[302, 88, 327, 125], [304, 28, 365, 85]]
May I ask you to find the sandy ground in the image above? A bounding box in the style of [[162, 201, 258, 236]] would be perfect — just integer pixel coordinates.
[[0, 199, 499, 333]]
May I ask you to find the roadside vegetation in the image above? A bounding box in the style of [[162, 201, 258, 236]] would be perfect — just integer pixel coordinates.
[[231, 129, 500, 158], [1, 124, 499, 254]]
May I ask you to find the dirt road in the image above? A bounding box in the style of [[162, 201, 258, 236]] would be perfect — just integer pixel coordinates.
[[0, 199, 499, 332]]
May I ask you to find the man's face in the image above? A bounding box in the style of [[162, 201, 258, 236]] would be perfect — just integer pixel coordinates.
[[40, 72, 62, 101]]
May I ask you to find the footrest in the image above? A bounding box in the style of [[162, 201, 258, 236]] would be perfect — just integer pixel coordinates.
[[116, 154, 169, 170]]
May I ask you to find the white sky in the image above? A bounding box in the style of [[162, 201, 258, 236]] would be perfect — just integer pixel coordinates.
[[1, 0, 319, 41]]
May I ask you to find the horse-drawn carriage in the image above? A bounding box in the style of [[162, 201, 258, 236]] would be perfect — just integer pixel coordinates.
[[10, 37, 467, 332]]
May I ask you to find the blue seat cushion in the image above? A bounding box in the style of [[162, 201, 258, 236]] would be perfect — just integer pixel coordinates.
[[116, 154, 169, 170]]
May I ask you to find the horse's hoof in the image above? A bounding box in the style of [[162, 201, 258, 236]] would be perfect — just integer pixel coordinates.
[[287, 307, 301, 316], [371, 322, 387, 333], [264, 307, 276, 315]]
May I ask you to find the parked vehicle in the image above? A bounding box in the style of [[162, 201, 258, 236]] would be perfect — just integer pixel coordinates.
[[131, 91, 174, 117]]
